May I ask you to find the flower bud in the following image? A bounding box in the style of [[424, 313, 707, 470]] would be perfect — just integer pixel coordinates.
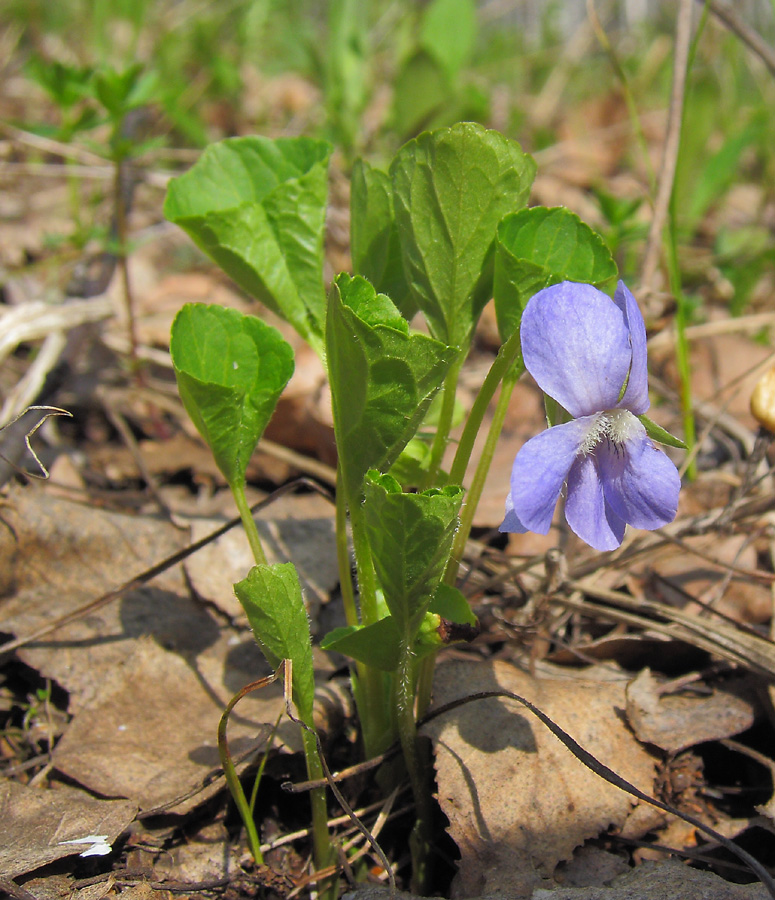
[[750, 368, 775, 433]]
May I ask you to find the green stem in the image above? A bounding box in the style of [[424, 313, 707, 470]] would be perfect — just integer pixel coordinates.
[[300, 725, 334, 875], [348, 495, 395, 757], [448, 328, 524, 487], [335, 465, 358, 628], [249, 714, 281, 815], [232, 482, 268, 566], [666, 207, 696, 479], [395, 636, 434, 894], [445, 366, 521, 586], [415, 648, 437, 720], [349, 498, 378, 626], [218, 688, 264, 864], [424, 353, 464, 489]]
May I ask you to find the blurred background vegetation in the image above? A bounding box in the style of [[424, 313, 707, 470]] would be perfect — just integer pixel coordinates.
[[2, 0, 774, 313]]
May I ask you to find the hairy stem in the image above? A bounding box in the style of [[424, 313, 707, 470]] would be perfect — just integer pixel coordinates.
[[232, 482, 268, 566], [349, 492, 395, 757], [300, 726, 335, 875], [335, 465, 358, 628], [395, 636, 434, 894]]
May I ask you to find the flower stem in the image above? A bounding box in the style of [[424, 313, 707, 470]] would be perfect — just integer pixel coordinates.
[[395, 635, 434, 894], [424, 353, 464, 489], [445, 364, 521, 586], [448, 328, 524, 486], [231, 482, 268, 567]]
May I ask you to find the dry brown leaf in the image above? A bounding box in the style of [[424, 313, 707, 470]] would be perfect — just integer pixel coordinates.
[[152, 822, 237, 884], [625, 669, 755, 753], [0, 780, 136, 878], [0, 484, 189, 712], [51, 636, 321, 812], [424, 659, 657, 898]]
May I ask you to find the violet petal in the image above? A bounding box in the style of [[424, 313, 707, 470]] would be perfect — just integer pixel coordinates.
[[598, 431, 681, 530], [565, 454, 627, 550], [510, 417, 597, 534], [499, 492, 527, 534], [613, 281, 650, 414], [521, 282, 632, 418]]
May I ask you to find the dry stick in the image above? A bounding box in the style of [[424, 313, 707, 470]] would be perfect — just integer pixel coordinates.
[[0, 877, 41, 900], [703, 0, 775, 77], [423, 691, 775, 898], [0, 406, 73, 481], [640, 0, 694, 295]]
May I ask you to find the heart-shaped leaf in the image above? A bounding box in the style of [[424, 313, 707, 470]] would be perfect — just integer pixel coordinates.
[[234, 563, 315, 721], [170, 303, 294, 490], [494, 206, 618, 342], [350, 158, 414, 318], [391, 123, 535, 348], [327, 274, 455, 501], [363, 471, 463, 637], [164, 136, 332, 356]]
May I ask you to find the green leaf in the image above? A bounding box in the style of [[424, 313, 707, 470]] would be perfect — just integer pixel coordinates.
[[26, 57, 95, 109], [328, 274, 456, 500], [429, 583, 476, 626], [494, 206, 618, 342], [350, 159, 415, 318], [391, 122, 535, 348], [322, 0, 368, 151], [363, 471, 463, 636], [234, 563, 316, 721], [392, 50, 453, 139], [420, 0, 477, 81], [388, 438, 433, 488], [164, 136, 332, 356], [170, 303, 294, 489], [321, 617, 401, 672], [639, 415, 688, 450]]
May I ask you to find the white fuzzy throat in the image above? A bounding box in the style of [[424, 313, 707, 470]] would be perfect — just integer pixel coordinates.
[[579, 409, 640, 455]]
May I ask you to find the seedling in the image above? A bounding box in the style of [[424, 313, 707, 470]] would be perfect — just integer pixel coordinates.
[[166, 124, 683, 892]]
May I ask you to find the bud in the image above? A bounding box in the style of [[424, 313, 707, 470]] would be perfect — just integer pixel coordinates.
[[750, 368, 775, 433]]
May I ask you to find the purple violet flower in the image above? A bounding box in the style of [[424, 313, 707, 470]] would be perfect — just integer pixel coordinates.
[[500, 280, 681, 551]]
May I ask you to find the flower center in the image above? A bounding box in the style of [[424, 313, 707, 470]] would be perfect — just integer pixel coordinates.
[[579, 408, 640, 456]]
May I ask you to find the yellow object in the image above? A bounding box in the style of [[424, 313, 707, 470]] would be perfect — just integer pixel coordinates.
[[750, 368, 775, 433]]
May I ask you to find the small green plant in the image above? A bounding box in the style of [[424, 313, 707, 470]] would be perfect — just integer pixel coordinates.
[[165, 124, 683, 892]]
